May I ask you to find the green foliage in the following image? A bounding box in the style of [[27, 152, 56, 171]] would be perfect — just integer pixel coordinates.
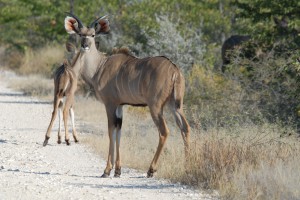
[[1, 0, 300, 127], [233, 0, 300, 47], [0, 0, 69, 50], [226, 47, 300, 124]]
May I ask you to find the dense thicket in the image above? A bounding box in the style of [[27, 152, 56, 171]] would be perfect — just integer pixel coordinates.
[[0, 0, 299, 128]]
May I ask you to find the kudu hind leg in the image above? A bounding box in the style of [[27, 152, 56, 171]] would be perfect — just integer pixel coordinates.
[[69, 107, 79, 143], [57, 101, 63, 144], [147, 106, 170, 178], [43, 97, 61, 146], [63, 96, 74, 145]]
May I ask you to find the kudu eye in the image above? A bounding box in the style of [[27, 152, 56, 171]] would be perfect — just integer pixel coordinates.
[[92, 35, 95, 37]]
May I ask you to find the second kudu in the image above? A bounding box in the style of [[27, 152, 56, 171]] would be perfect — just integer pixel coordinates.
[[43, 43, 80, 146], [61, 13, 190, 178]]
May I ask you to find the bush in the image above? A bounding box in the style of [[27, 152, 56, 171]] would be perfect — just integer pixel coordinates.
[[126, 15, 205, 72], [226, 46, 300, 124]]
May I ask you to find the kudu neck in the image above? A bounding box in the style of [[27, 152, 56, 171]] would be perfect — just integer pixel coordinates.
[[79, 43, 107, 87], [69, 51, 83, 78]]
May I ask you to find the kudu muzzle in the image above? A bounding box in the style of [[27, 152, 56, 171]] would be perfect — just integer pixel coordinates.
[[81, 37, 92, 51]]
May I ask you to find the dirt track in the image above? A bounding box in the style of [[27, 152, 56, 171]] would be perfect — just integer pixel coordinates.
[[0, 72, 213, 200]]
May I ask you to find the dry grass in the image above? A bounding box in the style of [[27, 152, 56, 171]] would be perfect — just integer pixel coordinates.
[[185, 126, 300, 199], [80, 107, 300, 199], [8, 74, 53, 97], [2, 44, 65, 77], [19, 44, 65, 77]]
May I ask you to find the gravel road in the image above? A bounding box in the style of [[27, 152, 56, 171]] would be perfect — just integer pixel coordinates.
[[0, 72, 213, 200]]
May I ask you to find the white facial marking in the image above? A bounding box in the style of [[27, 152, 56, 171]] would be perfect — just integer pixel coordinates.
[[81, 47, 90, 52]]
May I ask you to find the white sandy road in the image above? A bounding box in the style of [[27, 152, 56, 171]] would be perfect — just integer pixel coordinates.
[[0, 72, 213, 200]]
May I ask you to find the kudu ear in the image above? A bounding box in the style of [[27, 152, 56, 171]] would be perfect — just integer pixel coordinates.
[[92, 16, 110, 35], [64, 16, 81, 34]]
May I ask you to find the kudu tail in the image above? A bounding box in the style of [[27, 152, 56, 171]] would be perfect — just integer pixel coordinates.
[[172, 71, 190, 135]]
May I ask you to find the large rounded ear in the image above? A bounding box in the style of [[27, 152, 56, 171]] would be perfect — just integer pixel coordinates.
[[93, 16, 110, 35], [64, 16, 81, 34]]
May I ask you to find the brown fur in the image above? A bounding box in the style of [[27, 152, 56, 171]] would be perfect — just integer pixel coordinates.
[[64, 14, 190, 178], [43, 54, 80, 146], [112, 47, 134, 56]]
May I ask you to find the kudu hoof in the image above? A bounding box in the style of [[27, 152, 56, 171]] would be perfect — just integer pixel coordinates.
[[43, 136, 50, 146], [114, 168, 121, 178], [147, 169, 156, 178], [43, 140, 48, 147], [57, 139, 61, 144], [101, 173, 110, 178], [114, 174, 120, 178], [74, 139, 79, 143], [65, 140, 70, 146]]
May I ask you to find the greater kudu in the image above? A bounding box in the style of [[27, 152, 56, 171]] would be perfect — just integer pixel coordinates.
[[221, 35, 251, 72], [62, 13, 190, 178], [43, 43, 80, 146]]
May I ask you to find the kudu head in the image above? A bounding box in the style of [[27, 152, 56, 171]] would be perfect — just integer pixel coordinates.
[[64, 13, 110, 52]]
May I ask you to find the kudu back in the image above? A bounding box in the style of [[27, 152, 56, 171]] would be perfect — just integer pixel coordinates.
[[63, 13, 190, 178]]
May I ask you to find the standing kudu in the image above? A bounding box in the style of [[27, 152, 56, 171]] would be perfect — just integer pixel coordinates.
[[43, 43, 80, 146], [64, 13, 190, 178], [221, 35, 251, 72]]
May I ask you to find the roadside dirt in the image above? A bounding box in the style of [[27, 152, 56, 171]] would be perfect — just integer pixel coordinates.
[[0, 71, 213, 200]]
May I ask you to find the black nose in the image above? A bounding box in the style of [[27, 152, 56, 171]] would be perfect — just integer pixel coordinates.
[[81, 38, 90, 49], [82, 43, 89, 48]]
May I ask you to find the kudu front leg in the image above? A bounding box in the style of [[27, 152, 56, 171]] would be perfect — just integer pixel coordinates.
[[102, 106, 123, 178], [57, 106, 62, 144], [114, 127, 122, 177], [101, 123, 116, 178], [114, 106, 123, 177], [63, 97, 73, 145]]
